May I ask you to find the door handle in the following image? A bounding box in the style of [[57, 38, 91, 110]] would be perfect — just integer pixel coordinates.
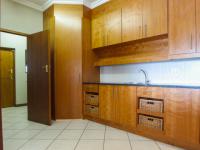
[[42, 65, 48, 73]]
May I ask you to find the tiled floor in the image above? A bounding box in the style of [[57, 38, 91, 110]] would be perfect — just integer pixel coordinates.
[[2, 106, 184, 150]]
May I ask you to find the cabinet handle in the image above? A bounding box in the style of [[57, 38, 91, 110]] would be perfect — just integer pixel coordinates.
[[190, 34, 193, 50]]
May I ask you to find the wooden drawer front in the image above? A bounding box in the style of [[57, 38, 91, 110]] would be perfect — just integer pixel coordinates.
[[139, 99, 163, 113], [137, 87, 164, 99], [139, 115, 163, 130], [85, 105, 99, 117], [85, 94, 99, 106], [84, 84, 99, 93]]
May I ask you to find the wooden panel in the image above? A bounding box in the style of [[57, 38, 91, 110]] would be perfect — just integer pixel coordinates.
[[122, 0, 142, 42], [0, 98, 2, 150], [105, 1, 122, 46], [99, 85, 115, 122], [82, 6, 100, 82], [0, 50, 15, 108], [143, 0, 167, 38], [115, 86, 137, 129], [91, 5, 106, 48], [54, 5, 83, 119], [197, 0, 200, 52], [94, 36, 168, 66], [165, 88, 200, 145], [27, 31, 51, 125], [83, 84, 99, 93], [137, 86, 164, 99], [169, 0, 196, 55]]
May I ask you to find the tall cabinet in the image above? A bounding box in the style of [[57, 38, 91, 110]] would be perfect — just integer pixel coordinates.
[[43, 5, 99, 119]]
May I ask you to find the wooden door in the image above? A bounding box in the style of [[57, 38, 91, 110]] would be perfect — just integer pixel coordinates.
[[105, 1, 122, 46], [92, 6, 106, 49], [0, 50, 15, 108], [115, 86, 137, 129], [169, 0, 196, 55], [197, 0, 200, 52], [122, 0, 143, 42], [0, 98, 3, 150], [165, 88, 200, 145], [27, 31, 51, 125], [143, 0, 167, 38], [99, 85, 115, 122]]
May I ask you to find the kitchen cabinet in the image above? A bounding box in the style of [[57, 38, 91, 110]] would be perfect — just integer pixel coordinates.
[[169, 0, 196, 55], [91, 6, 106, 49], [105, 1, 122, 46], [165, 88, 200, 145], [99, 85, 115, 122], [115, 86, 137, 129], [99, 85, 137, 128], [197, 0, 200, 52], [143, 0, 167, 38], [122, 0, 143, 42]]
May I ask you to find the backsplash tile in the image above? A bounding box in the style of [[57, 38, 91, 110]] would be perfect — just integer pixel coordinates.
[[100, 59, 200, 86]]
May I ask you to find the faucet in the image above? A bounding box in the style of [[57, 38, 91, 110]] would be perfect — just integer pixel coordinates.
[[139, 69, 150, 85]]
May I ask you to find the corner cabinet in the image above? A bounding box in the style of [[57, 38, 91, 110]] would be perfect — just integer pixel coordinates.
[[99, 85, 137, 129], [165, 88, 200, 147], [169, 0, 196, 55]]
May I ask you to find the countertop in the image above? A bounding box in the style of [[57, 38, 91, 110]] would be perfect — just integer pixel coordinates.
[[83, 82, 200, 89]]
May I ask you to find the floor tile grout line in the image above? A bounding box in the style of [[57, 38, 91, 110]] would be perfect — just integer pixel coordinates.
[[103, 125, 106, 150], [155, 141, 162, 150], [45, 119, 73, 150], [73, 120, 90, 150], [127, 132, 133, 150]]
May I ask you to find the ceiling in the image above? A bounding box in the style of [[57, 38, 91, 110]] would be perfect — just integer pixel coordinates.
[[12, 0, 109, 11]]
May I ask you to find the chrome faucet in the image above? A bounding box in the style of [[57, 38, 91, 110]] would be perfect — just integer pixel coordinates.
[[139, 69, 150, 85]]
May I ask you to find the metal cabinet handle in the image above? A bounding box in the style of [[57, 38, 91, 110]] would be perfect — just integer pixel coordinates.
[[42, 65, 48, 73]]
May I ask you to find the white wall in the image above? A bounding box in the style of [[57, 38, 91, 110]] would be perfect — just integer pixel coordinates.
[[100, 59, 200, 86], [0, 32, 27, 105], [0, 0, 43, 34]]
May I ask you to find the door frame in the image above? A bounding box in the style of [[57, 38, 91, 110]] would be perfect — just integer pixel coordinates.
[[0, 47, 16, 107]]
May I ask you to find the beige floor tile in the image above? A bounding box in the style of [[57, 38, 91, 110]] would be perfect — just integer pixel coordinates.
[[86, 122, 105, 130], [11, 130, 41, 139], [34, 130, 62, 140], [157, 142, 185, 150], [128, 133, 153, 141], [19, 140, 53, 150], [131, 141, 160, 150], [75, 140, 104, 150], [105, 129, 129, 140], [57, 130, 84, 140], [104, 140, 131, 150], [4, 139, 28, 150], [48, 140, 78, 150], [81, 130, 105, 140]]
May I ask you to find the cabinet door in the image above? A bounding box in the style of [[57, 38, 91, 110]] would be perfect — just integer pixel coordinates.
[[91, 7, 106, 49], [143, 0, 167, 38], [115, 86, 137, 129], [169, 0, 196, 55], [99, 85, 115, 122], [197, 0, 200, 52], [165, 88, 200, 145], [122, 0, 143, 42], [105, 2, 122, 46]]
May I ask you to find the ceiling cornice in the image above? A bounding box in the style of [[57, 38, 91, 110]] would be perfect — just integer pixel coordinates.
[[11, 0, 109, 11]]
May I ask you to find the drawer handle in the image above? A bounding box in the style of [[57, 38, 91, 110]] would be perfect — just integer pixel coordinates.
[[90, 95, 95, 98], [90, 106, 95, 109], [147, 118, 154, 121], [147, 102, 154, 105]]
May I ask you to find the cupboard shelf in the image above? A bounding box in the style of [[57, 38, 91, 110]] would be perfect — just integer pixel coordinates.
[[137, 109, 165, 118]]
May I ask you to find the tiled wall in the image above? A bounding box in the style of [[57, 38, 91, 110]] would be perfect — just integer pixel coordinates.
[[100, 59, 200, 86]]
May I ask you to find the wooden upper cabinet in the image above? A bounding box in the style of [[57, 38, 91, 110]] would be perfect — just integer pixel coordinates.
[[99, 85, 115, 122], [143, 0, 167, 38], [115, 86, 137, 129], [165, 88, 200, 145], [197, 0, 200, 52], [105, 1, 122, 46], [122, 0, 143, 42], [169, 0, 196, 55], [91, 7, 106, 49]]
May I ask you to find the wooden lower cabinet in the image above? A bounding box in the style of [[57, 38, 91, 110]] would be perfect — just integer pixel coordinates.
[[99, 85, 137, 129], [165, 88, 200, 148]]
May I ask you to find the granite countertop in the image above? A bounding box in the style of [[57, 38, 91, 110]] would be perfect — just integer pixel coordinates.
[[83, 82, 200, 89]]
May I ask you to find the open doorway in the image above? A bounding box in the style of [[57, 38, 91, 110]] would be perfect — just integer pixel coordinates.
[[0, 48, 15, 108]]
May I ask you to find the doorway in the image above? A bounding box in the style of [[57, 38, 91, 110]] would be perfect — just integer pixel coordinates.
[[0, 48, 15, 108]]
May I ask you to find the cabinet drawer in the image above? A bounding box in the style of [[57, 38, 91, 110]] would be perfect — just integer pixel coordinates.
[[139, 115, 163, 130], [84, 84, 99, 93], [85, 94, 99, 106], [85, 105, 99, 117], [139, 99, 163, 113], [137, 87, 164, 99]]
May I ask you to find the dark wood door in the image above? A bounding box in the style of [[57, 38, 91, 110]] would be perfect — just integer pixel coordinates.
[[27, 31, 51, 125], [0, 49, 15, 108]]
